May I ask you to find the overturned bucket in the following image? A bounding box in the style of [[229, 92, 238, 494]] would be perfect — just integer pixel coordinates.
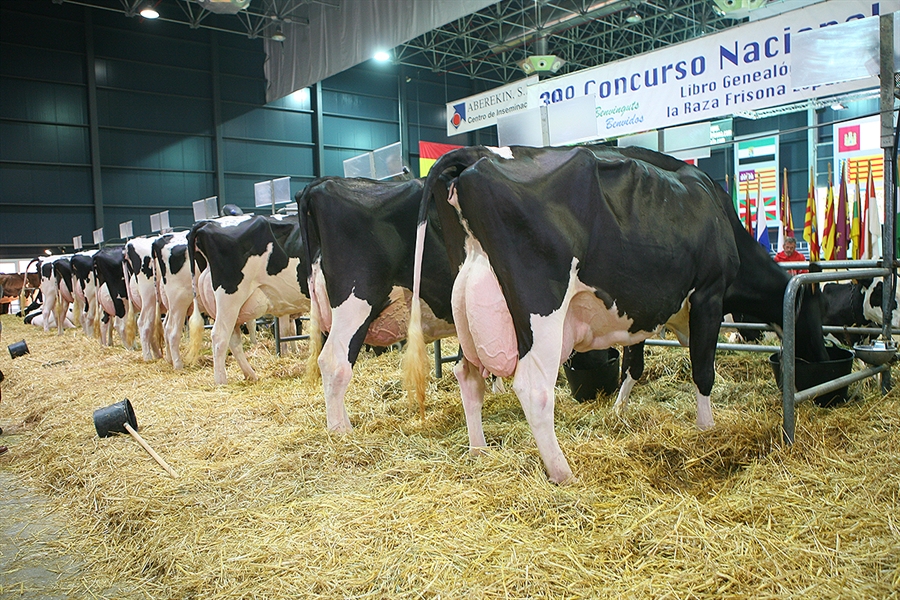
[[563, 348, 620, 402], [8, 340, 29, 359], [93, 398, 138, 438]]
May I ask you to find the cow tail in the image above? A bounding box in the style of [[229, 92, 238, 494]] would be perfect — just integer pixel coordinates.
[[186, 296, 204, 365], [402, 220, 430, 421], [92, 286, 102, 339], [297, 185, 322, 383], [186, 226, 204, 365], [72, 291, 84, 330], [20, 258, 38, 318], [304, 294, 322, 384], [123, 260, 137, 348], [151, 254, 165, 358]]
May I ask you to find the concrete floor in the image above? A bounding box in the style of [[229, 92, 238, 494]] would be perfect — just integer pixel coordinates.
[[0, 445, 81, 599]]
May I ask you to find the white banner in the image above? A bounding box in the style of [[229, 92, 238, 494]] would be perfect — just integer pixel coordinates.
[[526, 0, 896, 141], [446, 76, 537, 136]]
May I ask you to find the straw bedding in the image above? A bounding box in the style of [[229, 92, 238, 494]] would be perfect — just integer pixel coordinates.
[[0, 314, 897, 598]]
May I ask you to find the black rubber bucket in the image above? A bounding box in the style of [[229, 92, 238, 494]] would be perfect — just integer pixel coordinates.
[[8, 340, 29, 359], [93, 398, 138, 438], [768, 345, 854, 408], [563, 348, 620, 401]]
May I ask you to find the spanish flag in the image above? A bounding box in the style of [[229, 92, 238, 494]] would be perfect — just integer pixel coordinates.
[[419, 141, 463, 177]]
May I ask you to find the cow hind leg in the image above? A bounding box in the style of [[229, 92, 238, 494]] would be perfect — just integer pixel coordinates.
[[228, 325, 258, 382], [319, 296, 373, 433], [513, 356, 573, 484], [454, 358, 488, 453], [138, 309, 161, 361], [164, 305, 189, 369], [613, 342, 645, 416]]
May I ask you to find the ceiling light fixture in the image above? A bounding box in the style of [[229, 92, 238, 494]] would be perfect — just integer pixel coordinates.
[[518, 55, 566, 76], [140, 5, 159, 19], [373, 50, 391, 62], [271, 27, 286, 42], [625, 10, 642, 24]]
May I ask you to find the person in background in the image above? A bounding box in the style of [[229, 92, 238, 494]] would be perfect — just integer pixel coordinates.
[[774, 236, 808, 276]]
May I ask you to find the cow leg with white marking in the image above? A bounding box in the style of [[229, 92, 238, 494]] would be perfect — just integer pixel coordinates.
[[210, 286, 267, 384], [685, 288, 726, 430], [454, 357, 488, 452], [318, 295, 372, 432], [163, 300, 190, 369]]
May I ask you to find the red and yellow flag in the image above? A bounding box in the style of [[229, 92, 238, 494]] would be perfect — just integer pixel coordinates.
[[851, 167, 863, 260], [821, 163, 836, 260], [781, 168, 793, 241], [804, 166, 820, 261], [418, 141, 462, 177]]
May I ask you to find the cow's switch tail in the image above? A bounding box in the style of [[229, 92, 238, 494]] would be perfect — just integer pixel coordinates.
[[402, 221, 429, 421], [186, 296, 204, 365], [304, 303, 322, 384], [72, 293, 84, 329]]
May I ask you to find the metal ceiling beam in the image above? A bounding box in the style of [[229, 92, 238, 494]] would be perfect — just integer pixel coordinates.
[[53, 0, 749, 87]]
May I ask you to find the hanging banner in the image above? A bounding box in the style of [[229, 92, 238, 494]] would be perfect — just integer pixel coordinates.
[[526, 0, 896, 141], [446, 76, 537, 136], [735, 135, 779, 229]]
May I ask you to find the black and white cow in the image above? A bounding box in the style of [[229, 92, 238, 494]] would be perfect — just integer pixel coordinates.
[[34, 254, 73, 334], [52, 257, 76, 330], [406, 145, 829, 483], [820, 277, 899, 345], [152, 231, 196, 369], [187, 214, 309, 385], [294, 176, 457, 431], [125, 237, 164, 361], [70, 250, 98, 337], [93, 246, 131, 348]]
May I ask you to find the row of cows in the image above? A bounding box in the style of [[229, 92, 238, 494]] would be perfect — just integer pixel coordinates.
[[20, 145, 897, 483]]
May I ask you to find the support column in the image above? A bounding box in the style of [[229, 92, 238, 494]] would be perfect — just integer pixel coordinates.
[[84, 10, 104, 229], [210, 32, 225, 210], [878, 13, 895, 392], [312, 82, 325, 177]]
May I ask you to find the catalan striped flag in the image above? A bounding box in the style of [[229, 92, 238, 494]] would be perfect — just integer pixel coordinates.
[[804, 166, 820, 261], [778, 168, 793, 251], [821, 163, 836, 260], [851, 167, 862, 260]]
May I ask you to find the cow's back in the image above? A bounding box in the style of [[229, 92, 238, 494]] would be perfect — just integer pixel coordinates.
[[455, 147, 738, 356]]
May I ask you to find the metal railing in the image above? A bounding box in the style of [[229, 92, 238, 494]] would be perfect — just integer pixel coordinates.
[[781, 266, 894, 444]]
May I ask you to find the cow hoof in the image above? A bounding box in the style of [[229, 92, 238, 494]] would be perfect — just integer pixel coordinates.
[[549, 472, 577, 486], [697, 418, 715, 431], [469, 446, 487, 457], [328, 422, 353, 434]]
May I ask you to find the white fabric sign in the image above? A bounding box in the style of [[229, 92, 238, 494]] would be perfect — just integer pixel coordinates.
[[447, 77, 537, 136], [525, 0, 896, 141]]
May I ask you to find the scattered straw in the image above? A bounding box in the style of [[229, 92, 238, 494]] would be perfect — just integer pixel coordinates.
[[0, 315, 897, 598]]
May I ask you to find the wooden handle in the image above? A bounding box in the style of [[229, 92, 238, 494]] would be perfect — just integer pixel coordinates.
[[123, 422, 179, 479]]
